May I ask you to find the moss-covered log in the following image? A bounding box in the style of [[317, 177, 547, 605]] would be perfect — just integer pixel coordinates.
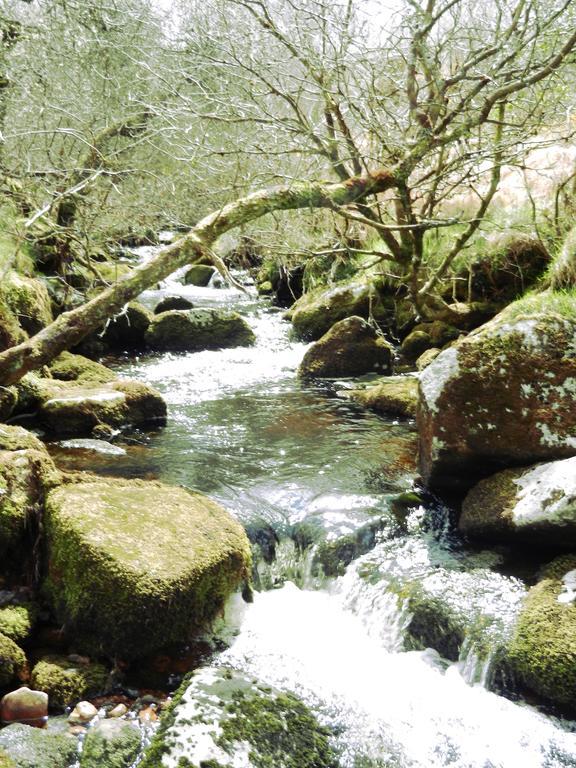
[[0, 169, 397, 386]]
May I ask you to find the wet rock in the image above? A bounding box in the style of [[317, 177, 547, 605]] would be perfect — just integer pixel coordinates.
[[80, 719, 141, 768], [0, 604, 37, 643], [153, 295, 194, 314], [415, 347, 441, 370], [139, 666, 337, 768], [508, 555, 576, 710], [102, 301, 153, 350], [183, 264, 217, 286], [145, 308, 255, 352], [37, 379, 166, 436], [0, 688, 48, 727], [31, 656, 109, 711], [287, 280, 392, 340], [460, 457, 576, 547], [418, 295, 576, 490], [0, 723, 77, 768], [344, 376, 419, 419], [47, 352, 116, 385], [43, 478, 252, 659], [298, 316, 393, 379], [67, 700, 98, 724]]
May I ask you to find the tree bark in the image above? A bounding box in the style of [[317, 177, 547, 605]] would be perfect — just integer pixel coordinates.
[[0, 169, 397, 386]]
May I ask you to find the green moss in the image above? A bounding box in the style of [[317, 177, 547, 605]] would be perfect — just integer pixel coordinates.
[[30, 655, 109, 711], [0, 632, 27, 686], [346, 376, 419, 419], [217, 690, 337, 768], [499, 289, 576, 322], [508, 555, 576, 710], [80, 720, 141, 768], [0, 273, 53, 335], [0, 605, 36, 643], [48, 352, 117, 384], [43, 479, 251, 658], [0, 749, 16, 768], [0, 722, 78, 768]]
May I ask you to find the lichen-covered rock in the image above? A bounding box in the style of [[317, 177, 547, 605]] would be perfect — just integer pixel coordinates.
[[298, 316, 393, 379], [288, 280, 392, 341], [460, 457, 576, 546], [344, 376, 419, 419], [43, 479, 252, 658], [0, 605, 36, 643], [153, 295, 194, 314], [102, 301, 153, 350], [1, 274, 53, 336], [418, 295, 576, 490], [508, 555, 576, 710], [183, 264, 217, 286], [80, 719, 141, 768], [139, 667, 337, 768], [0, 633, 27, 686], [30, 656, 109, 711], [47, 352, 116, 385], [145, 308, 255, 352], [0, 428, 61, 567], [38, 380, 166, 436], [0, 723, 77, 768]]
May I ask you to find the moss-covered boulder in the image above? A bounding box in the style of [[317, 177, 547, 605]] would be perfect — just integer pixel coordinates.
[[460, 457, 576, 546], [183, 264, 217, 286], [153, 295, 194, 314], [298, 316, 393, 379], [0, 605, 36, 644], [43, 479, 251, 658], [508, 555, 576, 710], [400, 321, 460, 362], [0, 296, 26, 353], [418, 294, 576, 490], [140, 667, 337, 768], [30, 656, 109, 711], [1, 274, 53, 336], [415, 347, 441, 371], [344, 376, 419, 419], [0, 427, 61, 568], [37, 380, 166, 436], [47, 352, 117, 385], [0, 633, 27, 686], [102, 301, 153, 350], [80, 719, 141, 768], [0, 723, 77, 768], [287, 280, 392, 341], [145, 308, 255, 352]]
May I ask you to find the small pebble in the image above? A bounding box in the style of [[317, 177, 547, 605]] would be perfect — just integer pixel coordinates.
[[68, 700, 98, 724], [108, 703, 128, 718]]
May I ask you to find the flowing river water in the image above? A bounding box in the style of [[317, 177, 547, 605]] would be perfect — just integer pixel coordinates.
[[56, 265, 576, 767]]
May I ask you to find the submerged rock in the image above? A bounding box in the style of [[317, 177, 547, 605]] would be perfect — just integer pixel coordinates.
[[508, 555, 576, 711], [43, 479, 252, 658], [288, 280, 392, 340], [0, 723, 77, 768], [153, 295, 194, 314], [139, 666, 337, 768], [298, 316, 393, 379], [344, 376, 419, 419], [80, 719, 141, 768], [460, 457, 576, 546], [418, 296, 576, 490], [145, 308, 255, 352], [31, 656, 109, 711]]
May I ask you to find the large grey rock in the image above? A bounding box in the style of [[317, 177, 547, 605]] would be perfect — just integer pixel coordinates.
[[460, 457, 576, 546], [298, 316, 393, 378], [418, 298, 576, 490], [145, 308, 255, 352], [0, 723, 77, 768], [139, 667, 337, 768]]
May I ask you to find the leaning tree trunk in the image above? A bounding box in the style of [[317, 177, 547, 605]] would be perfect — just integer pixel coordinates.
[[0, 169, 397, 386]]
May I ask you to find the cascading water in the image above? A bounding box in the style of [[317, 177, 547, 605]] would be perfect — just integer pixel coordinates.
[[63, 258, 576, 768]]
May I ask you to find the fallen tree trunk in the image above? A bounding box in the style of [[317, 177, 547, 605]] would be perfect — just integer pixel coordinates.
[[0, 169, 397, 386]]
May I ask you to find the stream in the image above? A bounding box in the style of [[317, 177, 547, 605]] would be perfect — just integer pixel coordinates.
[[56, 265, 576, 767]]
